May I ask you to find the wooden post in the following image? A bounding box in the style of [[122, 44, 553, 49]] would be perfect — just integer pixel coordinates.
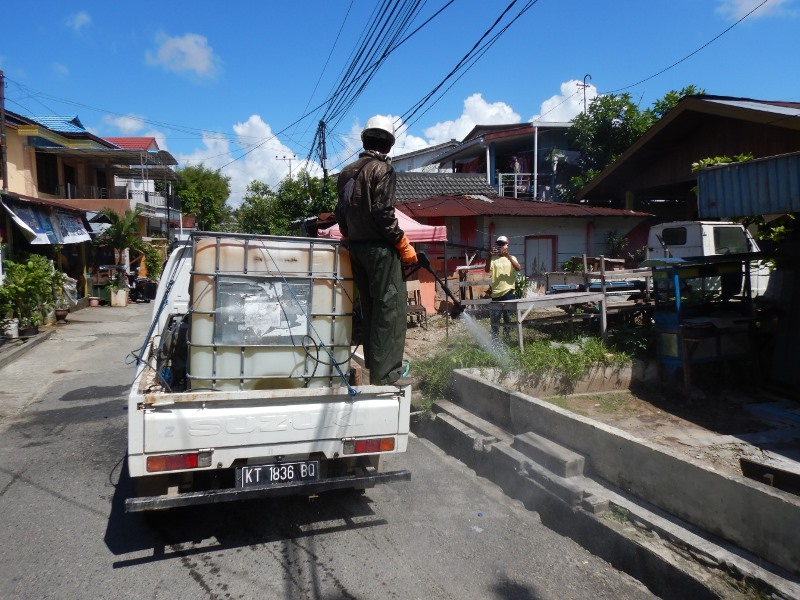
[[599, 255, 608, 342], [444, 243, 449, 339]]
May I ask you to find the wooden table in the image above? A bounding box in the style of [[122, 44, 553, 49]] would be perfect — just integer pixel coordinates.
[[462, 291, 607, 351]]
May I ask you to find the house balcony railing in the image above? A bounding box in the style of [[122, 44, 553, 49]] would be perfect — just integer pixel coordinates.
[[497, 173, 561, 201], [54, 184, 111, 199], [129, 189, 167, 207], [497, 173, 535, 199]]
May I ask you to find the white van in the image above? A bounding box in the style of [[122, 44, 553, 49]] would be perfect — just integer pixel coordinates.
[[647, 221, 770, 296], [647, 221, 759, 259]]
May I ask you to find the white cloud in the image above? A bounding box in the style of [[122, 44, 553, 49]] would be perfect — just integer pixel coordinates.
[[334, 115, 432, 165], [145, 33, 219, 78], [100, 114, 167, 150], [394, 124, 430, 155], [179, 115, 311, 208], [530, 79, 597, 123], [716, 0, 794, 19], [145, 130, 168, 151], [335, 98, 520, 163], [423, 93, 521, 144], [52, 63, 69, 78], [103, 114, 147, 134], [65, 11, 91, 31]]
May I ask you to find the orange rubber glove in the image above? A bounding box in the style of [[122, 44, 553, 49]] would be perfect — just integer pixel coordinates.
[[394, 234, 418, 264]]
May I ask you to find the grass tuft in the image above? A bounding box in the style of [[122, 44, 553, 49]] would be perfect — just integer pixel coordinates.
[[415, 320, 634, 403]]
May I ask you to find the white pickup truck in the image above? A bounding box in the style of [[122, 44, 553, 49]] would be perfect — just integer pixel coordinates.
[[125, 233, 411, 512], [647, 220, 770, 296]]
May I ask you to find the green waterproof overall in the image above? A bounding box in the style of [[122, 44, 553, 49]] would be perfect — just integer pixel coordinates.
[[348, 241, 406, 385]]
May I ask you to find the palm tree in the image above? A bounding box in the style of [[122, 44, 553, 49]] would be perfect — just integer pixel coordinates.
[[96, 207, 145, 285]]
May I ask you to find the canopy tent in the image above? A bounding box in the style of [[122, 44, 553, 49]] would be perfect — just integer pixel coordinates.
[[319, 208, 447, 243]]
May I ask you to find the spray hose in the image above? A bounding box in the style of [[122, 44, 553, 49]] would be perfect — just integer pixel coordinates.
[[402, 252, 465, 319]]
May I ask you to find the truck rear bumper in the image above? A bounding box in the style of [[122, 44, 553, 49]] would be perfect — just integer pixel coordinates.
[[125, 469, 412, 512]]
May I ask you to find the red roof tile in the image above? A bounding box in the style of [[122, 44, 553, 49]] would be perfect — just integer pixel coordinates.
[[105, 137, 160, 151]]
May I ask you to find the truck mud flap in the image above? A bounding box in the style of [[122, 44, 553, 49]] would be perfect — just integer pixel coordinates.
[[125, 469, 411, 513]]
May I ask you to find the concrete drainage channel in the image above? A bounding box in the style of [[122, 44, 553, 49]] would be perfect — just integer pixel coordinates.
[[410, 369, 800, 600]]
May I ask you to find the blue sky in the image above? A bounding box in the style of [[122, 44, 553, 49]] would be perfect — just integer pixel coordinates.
[[1, 0, 797, 205]]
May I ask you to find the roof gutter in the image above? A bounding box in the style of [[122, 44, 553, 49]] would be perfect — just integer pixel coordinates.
[[430, 135, 487, 165]]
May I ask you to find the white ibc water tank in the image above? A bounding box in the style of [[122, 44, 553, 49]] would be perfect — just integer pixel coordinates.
[[187, 234, 354, 391]]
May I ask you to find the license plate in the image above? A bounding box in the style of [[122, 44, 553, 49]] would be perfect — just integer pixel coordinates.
[[236, 460, 320, 488]]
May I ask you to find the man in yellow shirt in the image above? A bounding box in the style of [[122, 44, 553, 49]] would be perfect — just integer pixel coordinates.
[[484, 235, 520, 343]]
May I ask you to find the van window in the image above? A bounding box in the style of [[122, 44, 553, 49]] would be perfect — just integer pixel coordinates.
[[660, 227, 687, 246], [713, 227, 749, 254]]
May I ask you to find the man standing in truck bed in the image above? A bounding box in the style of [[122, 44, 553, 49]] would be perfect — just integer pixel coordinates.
[[335, 115, 418, 385]]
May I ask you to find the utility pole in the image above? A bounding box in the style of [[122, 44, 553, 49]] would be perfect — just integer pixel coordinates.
[[318, 120, 328, 195], [276, 154, 296, 180], [1, 71, 8, 191], [577, 74, 592, 113], [319, 121, 328, 178]]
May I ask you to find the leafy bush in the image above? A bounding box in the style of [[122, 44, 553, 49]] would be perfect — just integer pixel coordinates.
[[415, 327, 633, 404], [560, 257, 584, 272], [514, 272, 530, 299], [415, 339, 499, 401], [0, 254, 57, 327], [143, 243, 163, 279]]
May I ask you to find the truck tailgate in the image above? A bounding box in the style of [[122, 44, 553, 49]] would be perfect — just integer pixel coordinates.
[[142, 395, 405, 453]]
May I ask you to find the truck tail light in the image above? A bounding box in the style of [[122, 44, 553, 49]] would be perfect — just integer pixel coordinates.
[[343, 437, 395, 455], [146, 451, 212, 472]]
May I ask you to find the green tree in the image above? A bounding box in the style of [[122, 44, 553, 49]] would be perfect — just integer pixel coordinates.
[[235, 180, 277, 234], [175, 164, 231, 231], [238, 171, 336, 236], [564, 86, 704, 200], [648, 85, 704, 120], [273, 170, 337, 234], [565, 93, 652, 199]]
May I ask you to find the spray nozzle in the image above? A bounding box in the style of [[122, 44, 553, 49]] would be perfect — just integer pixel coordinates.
[[410, 252, 465, 319]]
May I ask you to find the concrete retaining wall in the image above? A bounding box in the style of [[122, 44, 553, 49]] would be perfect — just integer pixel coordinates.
[[465, 359, 659, 398], [451, 368, 800, 576]]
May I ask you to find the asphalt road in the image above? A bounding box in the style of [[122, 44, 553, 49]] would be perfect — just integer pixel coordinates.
[[0, 302, 655, 599]]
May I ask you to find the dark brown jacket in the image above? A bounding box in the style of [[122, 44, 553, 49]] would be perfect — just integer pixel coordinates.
[[335, 151, 403, 245]]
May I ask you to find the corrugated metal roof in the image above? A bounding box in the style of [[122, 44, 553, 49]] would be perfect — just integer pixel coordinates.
[[697, 151, 800, 218], [392, 139, 458, 161], [704, 98, 800, 117], [27, 115, 87, 134], [397, 196, 651, 219], [396, 172, 498, 201], [0, 191, 89, 215], [578, 95, 800, 201], [432, 122, 571, 165]]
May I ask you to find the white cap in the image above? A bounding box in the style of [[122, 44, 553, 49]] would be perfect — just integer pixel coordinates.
[[496, 235, 509, 244], [361, 115, 396, 145]]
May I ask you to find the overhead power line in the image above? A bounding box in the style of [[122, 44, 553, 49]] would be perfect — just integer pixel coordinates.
[[606, 0, 772, 94]]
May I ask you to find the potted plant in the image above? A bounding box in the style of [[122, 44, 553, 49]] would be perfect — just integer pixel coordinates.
[[0, 254, 54, 335], [52, 269, 70, 322], [0, 280, 17, 339], [108, 275, 129, 307]]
